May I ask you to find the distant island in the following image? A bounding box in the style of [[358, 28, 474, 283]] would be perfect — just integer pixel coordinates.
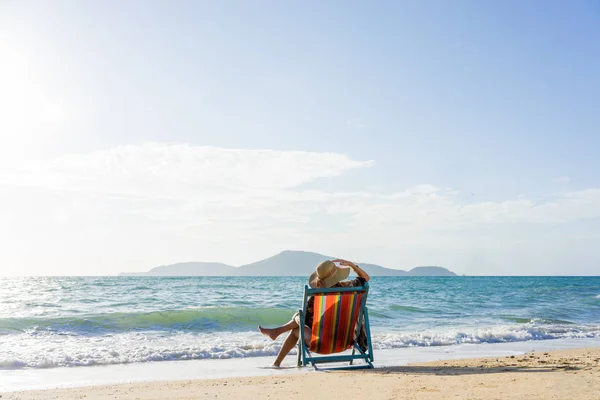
[[119, 250, 457, 277]]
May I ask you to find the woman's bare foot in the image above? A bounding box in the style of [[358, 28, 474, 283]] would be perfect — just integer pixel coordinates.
[[258, 325, 279, 340]]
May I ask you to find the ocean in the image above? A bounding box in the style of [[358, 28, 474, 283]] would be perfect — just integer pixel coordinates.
[[1, 276, 599, 371]]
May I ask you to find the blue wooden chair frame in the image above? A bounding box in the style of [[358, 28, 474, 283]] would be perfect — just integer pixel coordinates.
[[296, 282, 374, 370]]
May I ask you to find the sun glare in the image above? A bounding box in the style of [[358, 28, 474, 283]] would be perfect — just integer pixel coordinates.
[[40, 99, 68, 123], [0, 40, 70, 158]]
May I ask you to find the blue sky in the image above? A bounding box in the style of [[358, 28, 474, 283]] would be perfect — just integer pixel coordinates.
[[0, 1, 599, 275]]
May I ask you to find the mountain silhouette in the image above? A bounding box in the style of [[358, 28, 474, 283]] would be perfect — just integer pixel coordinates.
[[119, 250, 457, 277]]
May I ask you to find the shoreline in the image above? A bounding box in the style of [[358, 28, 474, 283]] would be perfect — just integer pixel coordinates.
[[2, 337, 600, 394], [2, 345, 599, 400]]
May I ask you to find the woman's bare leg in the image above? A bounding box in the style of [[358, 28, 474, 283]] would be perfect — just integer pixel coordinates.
[[258, 318, 299, 340], [258, 313, 303, 340], [272, 325, 311, 367]]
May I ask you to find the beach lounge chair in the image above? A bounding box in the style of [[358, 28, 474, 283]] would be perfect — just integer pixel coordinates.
[[297, 282, 374, 370]]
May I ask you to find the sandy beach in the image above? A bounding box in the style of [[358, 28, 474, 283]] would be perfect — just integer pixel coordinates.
[[3, 346, 599, 400]]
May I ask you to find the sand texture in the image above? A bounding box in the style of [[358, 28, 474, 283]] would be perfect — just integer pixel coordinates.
[[3, 347, 599, 400]]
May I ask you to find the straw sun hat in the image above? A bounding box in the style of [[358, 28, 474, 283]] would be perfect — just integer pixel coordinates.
[[309, 260, 351, 288]]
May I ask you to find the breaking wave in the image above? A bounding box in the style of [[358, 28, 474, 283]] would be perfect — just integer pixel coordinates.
[[1, 321, 599, 370], [0, 307, 295, 335]]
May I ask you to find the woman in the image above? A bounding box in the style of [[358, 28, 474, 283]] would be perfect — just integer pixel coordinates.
[[258, 258, 370, 368]]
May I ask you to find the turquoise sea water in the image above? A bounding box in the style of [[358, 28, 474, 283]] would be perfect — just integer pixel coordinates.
[[0, 276, 599, 369]]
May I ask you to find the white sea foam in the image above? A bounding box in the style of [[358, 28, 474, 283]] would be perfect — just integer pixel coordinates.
[[0, 331, 285, 369], [372, 324, 600, 349], [2, 324, 599, 370]]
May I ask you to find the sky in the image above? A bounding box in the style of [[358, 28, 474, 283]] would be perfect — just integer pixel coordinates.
[[0, 0, 599, 276]]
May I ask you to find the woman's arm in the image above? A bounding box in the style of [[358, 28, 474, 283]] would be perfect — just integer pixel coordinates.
[[332, 259, 370, 282]]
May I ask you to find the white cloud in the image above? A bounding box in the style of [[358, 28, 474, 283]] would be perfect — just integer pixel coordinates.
[[1, 142, 372, 197], [1, 142, 599, 275], [3, 143, 599, 231]]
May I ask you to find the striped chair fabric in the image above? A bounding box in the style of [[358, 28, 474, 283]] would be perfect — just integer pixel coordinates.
[[309, 291, 363, 354]]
